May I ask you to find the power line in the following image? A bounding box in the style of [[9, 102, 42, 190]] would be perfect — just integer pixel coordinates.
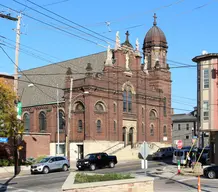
[[85, 0, 185, 27], [0, 4, 198, 69], [0, 35, 61, 61], [0, 45, 57, 101], [101, 0, 215, 34], [0, 4, 108, 49], [25, 0, 116, 43], [14, 0, 111, 45]]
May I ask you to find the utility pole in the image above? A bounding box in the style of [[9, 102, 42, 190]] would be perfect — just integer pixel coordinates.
[[66, 78, 73, 160], [57, 84, 60, 155], [0, 13, 20, 176], [14, 14, 21, 95], [0, 13, 21, 95]]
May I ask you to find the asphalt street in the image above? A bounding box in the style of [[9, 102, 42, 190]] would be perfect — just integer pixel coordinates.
[[0, 160, 165, 192]]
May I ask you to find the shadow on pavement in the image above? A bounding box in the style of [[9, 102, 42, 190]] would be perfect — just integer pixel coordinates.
[[0, 176, 17, 192], [147, 171, 212, 192]]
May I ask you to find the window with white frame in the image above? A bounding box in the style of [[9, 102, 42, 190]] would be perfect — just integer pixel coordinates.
[[203, 69, 209, 89], [203, 101, 209, 120], [56, 143, 65, 154]]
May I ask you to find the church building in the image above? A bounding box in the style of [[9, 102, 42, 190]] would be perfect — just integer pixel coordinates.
[[19, 14, 172, 161]]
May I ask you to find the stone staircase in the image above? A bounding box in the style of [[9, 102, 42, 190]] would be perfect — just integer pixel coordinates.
[[103, 142, 125, 155]]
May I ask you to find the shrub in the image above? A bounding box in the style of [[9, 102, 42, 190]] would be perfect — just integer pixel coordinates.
[[0, 159, 10, 166], [74, 173, 134, 184]]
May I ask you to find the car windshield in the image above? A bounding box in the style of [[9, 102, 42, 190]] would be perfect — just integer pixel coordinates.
[[157, 148, 164, 152], [84, 154, 95, 159], [39, 157, 50, 163]]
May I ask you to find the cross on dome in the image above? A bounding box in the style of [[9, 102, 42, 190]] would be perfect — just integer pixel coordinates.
[[153, 13, 157, 26]]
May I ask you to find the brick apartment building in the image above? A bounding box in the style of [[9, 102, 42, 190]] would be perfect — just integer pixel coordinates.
[[18, 14, 172, 161]]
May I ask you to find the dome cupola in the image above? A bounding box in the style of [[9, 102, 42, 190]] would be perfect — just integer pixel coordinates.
[[143, 13, 167, 50]]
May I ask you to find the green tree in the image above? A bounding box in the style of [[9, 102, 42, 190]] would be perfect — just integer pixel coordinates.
[[0, 79, 23, 137]]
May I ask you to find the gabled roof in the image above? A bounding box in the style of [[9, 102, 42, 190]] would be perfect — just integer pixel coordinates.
[[172, 113, 196, 122], [18, 51, 106, 107]]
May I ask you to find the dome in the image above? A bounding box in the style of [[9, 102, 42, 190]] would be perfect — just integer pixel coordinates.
[[143, 13, 168, 49]]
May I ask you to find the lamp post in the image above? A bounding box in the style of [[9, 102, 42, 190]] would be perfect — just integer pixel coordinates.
[[66, 78, 89, 161]]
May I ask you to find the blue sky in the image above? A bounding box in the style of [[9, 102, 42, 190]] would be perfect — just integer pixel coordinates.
[[0, 0, 217, 114]]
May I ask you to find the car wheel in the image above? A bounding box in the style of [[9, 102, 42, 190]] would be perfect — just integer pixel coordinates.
[[109, 161, 115, 168], [43, 166, 49, 174], [62, 164, 68, 171], [90, 164, 96, 171], [30, 171, 34, 175], [208, 171, 216, 179]]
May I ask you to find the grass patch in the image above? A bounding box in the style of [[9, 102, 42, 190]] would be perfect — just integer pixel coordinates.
[[74, 173, 134, 184]]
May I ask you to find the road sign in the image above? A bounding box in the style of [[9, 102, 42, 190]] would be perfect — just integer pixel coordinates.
[[139, 141, 149, 159], [17, 101, 22, 120], [177, 140, 183, 149], [0, 137, 8, 143]]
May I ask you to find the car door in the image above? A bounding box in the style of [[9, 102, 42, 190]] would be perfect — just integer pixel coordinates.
[[100, 153, 109, 167], [55, 157, 63, 169], [48, 157, 58, 170]]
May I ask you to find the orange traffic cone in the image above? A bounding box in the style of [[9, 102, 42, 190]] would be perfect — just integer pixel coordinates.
[[198, 175, 201, 192]]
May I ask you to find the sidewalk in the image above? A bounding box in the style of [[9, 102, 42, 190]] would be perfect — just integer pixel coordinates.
[[134, 164, 196, 181]]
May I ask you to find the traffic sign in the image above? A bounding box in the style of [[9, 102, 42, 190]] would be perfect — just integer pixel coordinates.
[[177, 140, 183, 149], [139, 141, 149, 159], [0, 137, 8, 143], [17, 101, 22, 120]]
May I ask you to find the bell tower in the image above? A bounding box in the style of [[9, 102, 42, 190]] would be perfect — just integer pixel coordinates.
[[143, 13, 168, 70]]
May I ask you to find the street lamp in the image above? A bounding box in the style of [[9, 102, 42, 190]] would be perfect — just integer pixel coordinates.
[[66, 78, 89, 161]]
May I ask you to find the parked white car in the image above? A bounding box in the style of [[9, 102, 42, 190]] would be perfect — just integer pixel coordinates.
[[30, 156, 70, 174]]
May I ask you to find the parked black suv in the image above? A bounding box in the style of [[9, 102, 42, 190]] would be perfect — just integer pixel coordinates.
[[76, 152, 118, 171]]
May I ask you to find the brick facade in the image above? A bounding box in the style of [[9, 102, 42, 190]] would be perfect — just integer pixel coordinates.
[[20, 16, 172, 159]]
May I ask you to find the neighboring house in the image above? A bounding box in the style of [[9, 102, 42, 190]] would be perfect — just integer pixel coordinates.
[[0, 73, 14, 88], [18, 14, 172, 161], [193, 51, 218, 164], [172, 112, 197, 147]]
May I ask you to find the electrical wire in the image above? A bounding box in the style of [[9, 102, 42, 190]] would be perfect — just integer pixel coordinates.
[[14, 0, 111, 44], [0, 5, 198, 69], [25, 0, 116, 43], [101, 0, 215, 34], [0, 45, 57, 101], [0, 4, 199, 109], [0, 4, 109, 49]]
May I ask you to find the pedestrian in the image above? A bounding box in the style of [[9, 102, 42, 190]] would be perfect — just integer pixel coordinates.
[[186, 153, 191, 168]]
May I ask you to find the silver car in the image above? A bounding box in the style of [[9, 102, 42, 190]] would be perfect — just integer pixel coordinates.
[[30, 156, 70, 174]]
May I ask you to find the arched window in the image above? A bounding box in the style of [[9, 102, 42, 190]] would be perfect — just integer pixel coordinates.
[[39, 111, 46, 131], [95, 102, 105, 112], [96, 120, 101, 132], [23, 113, 30, 132], [123, 91, 127, 112], [163, 97, 167, 116], [78, 120, 83, 132], [142, 123, 144, 134], [114, 120, 117, 132], [150, 124, 154, 136], [113, 103, 116, 113], [75, 101, 85, 112], [149, 109, 157, 120], [163, 125, 167, 136], [128, 91, 132, 112], [59, 110, 65, 130]]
